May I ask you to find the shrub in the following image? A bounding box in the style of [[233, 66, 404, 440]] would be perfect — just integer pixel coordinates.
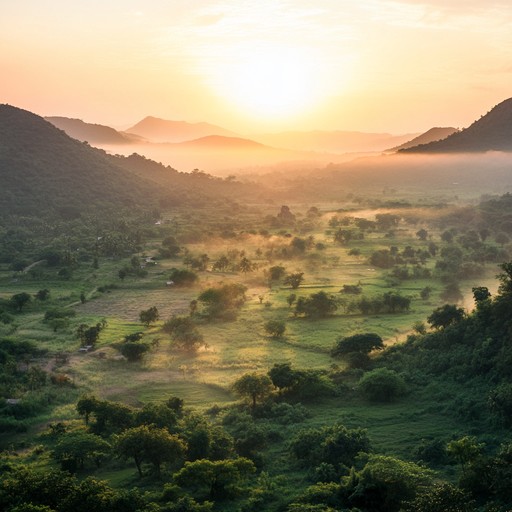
[[358, 368, 406, 402]]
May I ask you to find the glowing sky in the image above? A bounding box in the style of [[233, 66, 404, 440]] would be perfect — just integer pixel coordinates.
[[1, 0, 512, 133]]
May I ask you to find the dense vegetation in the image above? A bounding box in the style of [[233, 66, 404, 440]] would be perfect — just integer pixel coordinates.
[[3, 107, 512, 510]]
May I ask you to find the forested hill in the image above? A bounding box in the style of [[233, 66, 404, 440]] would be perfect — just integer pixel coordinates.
[[45, 116, 134, 145], [0, 104, 163, 217], [109, 152, 271, 205], [0, 105, 269, 218], [402, 97, 512, 153]]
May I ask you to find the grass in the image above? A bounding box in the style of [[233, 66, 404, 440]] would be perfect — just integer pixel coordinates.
[[1, 200, 508, 501]]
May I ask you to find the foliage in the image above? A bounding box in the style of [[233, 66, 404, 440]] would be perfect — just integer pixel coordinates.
[[139, 306, 159, 327], [52, 431, 111, 472], [283, 272, 304, 289], [232, 372, 273, 408], [344, 454, 434, 512], [295, 291, 337, 319], [173, 458, 256, 500], [118, 341, 150, 361], [427, 304, 465, 329], [290, 423, 370, 469], [197, 283, 247, 320], [488, 383, 512, 425], [163, 316, 205, 351], [264, 319, 286, 338], [10, 292, 32, 312], [169, 268, 199, 286], [76, 320, 107, 347], [331, 332, 384, 357], [358, 368, 406, 402], [402, 483, 476, 512], [115, 424, 186, 477]]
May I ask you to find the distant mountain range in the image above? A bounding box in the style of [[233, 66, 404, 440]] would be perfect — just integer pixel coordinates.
[[401, 98, 512, 153], [45, 116, 138, 145], [386, 127, 458, 152], [0, 105, 269, 217], [125, 116, 238, 143]]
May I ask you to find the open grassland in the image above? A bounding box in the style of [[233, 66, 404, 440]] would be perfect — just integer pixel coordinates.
[[1, 199, 507, 473]]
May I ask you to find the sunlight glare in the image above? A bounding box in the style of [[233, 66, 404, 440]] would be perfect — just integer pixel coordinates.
[[215, 45, 328, 122]]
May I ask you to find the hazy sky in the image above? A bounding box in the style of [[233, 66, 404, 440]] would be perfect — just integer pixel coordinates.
[[1, 0, 511, 133]]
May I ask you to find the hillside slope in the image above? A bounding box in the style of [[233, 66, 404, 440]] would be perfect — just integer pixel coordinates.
[[402, 98, 512, 153], [45, 116, 135, 144], [0, 105, 162, 216], [387, 127, 458, 152]]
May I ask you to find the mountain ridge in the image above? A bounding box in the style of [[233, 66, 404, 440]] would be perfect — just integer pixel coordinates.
[[386, 127, 458, 152], [402, 98, 512, 153], [126, 116, 238, 142]]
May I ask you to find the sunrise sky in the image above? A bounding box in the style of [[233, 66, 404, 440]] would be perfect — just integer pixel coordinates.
[[1, 0, 511, 134]]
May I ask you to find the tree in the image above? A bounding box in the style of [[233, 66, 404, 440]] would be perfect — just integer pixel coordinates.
[[139, 306, 159, 327], [232, 372, 273, 409], [346, 454, 433, 512], [382, 291, 410, 313], [416, 228, 428, 240], [118, 342, 150, 361], [197, 283, 247, 320], [446, 436, 484, 476], [286, 293, 297, 307], [472, 286, 491, 303], [268, 265, 286, 281], [268, 362, 300, 391], [238, 257, 254, 273], [488, 383, 512, 425], [284, 272, 304, 289], [76, 395, 98, 425], [169, 268, 198, 286], [115, 424, 186, 477], [290, 423, 370, 468], [294, 291, 337, 319], [76, 321, 106, 347], [331, 333, 384, 358], [10, 292, 31, 312], [35, 289, 50, 301], [402, 483, 476, 512], [370, 249, 395, 269], [264, 319, 286, 338], [420, 286, 432, 300], [52, 431, 111, 471], [427, 304, 465, 329], [163, 316, 205, 351], [173, 458, 256, 500], [358, 368, 406, 402]]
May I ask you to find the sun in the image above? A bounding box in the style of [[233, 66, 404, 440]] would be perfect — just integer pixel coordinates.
[[213, 45, 326, 122]]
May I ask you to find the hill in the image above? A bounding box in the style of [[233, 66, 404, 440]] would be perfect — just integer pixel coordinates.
[[109, 152, 271, 205], [177, 134, 266, 149], [45, 116, 136, 144], [402, 98, 512, 153], [0, 104, 165, 217], [126, 116, 238, 142], [386, 127, 458, 152]]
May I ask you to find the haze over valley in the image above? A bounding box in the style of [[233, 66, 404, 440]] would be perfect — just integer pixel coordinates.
[[3, 2, 512, 511]]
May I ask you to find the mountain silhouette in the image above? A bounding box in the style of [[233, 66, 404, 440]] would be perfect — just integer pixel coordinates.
[[386, 127, 458, 152], [402, 98, 512, 153], [126, 116, 238, 143], [0, 105, 162, 216], [45, 116, 137, 144]]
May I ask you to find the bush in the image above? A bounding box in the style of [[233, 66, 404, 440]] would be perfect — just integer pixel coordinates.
[[264, 319, 286, 338], [358, 368, 406, 402]]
